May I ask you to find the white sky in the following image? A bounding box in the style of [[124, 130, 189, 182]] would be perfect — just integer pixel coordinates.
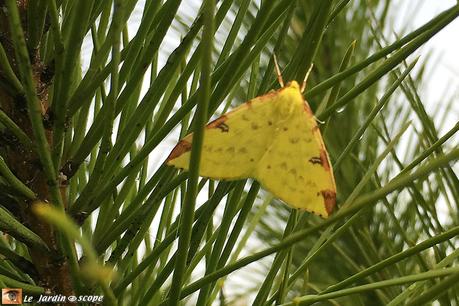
[[394, 1, 459, 123]]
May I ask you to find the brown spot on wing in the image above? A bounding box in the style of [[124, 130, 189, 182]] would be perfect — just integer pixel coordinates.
[[309, 156, 322, 165], [320, 190, 336, 216], [216, 122, 229, 132], [166, 139, 192, 163], [207, 115, 229, 131], [308, 150, 330, 171]]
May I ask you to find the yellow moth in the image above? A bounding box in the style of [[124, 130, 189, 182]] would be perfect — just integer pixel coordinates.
[[166, 73, 336, 217]]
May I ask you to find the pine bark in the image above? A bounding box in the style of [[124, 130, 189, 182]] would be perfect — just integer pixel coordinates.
[[0, 0, 74, 300]]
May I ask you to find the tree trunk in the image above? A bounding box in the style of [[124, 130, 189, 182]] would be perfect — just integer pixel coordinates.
[[0, 0, 74, 300]]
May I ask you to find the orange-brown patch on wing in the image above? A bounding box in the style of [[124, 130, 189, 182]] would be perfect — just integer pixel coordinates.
[[166, 139, 192, 163], [320, 149, 331, 171], [320, 189, 336, 216]]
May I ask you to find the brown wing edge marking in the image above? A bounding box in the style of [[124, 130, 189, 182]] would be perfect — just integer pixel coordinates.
[[303, 101, 313, 115], [319, 149, 331, 171], [166, 139, 192, 163], [303, 96, 337, 217], [320, 190, 336, 216]]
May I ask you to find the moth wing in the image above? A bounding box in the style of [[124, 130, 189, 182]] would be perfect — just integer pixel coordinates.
[[167, 92, 278, 179], [254, 98, 336, 217]]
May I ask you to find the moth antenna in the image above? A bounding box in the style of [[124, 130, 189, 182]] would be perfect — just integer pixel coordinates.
[[273, 54, 284, 88], [301, 63, 314, 93]]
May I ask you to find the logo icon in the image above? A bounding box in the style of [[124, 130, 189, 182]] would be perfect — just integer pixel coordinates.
[[2, 288, 22, 304]]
